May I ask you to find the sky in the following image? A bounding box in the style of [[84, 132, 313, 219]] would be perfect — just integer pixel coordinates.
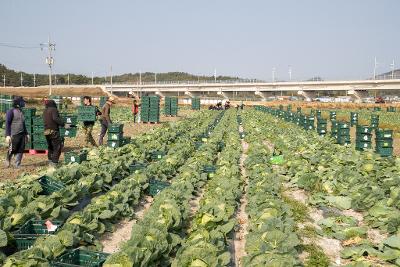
[[0, 0, 399, 81]]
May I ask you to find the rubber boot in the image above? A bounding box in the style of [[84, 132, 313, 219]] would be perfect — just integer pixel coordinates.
[[15, 153, 23, 168]]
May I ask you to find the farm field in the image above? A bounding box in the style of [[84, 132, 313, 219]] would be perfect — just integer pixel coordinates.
[[0, 106, 399, 267]]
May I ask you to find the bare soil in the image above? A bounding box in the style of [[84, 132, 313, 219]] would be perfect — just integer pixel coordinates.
[[231, 134, 249, 267], [101, 195, 153, 253]]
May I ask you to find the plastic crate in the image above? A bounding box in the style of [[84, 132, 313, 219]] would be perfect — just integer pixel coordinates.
[[60, 127, 78, 138], [51, 248, 109, 267], [150, 151, 166, 161], [239, 132, 245, 139], [22, 108, 37, 118], [376, 147, 393, 157], [107, 132, 123, 141], [108, 124, 124, 133], [65, 151, 88, 164], [376, 139, 393, 148], [13, 219, 63, 251], [33, 141, 48, 150], [338, 128, 350, 136], [148, 179, 170, 197], [62, 115, 78, 125], [195, 141, 203, 149], [203, 165, 216, 178], [129, 161, 148, 173], [356, 125, 373, 134], [356, 133, 372, 142], [122, 137, 131, 145], [355, 141, 372, 150], [375, 129, 393, 139], [107, 140, 123, 149], [38, 175, 65, 195], [32, 116, 44, 126], [77, 106, 96, 122]]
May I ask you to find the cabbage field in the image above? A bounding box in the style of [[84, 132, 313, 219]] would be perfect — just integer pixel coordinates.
[[1, 107, 400, 267]]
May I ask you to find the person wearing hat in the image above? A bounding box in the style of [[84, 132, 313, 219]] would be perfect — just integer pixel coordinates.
[[4, 96, 29, 168], [98, 96, 116, 145], [43, 99, 65, 166]]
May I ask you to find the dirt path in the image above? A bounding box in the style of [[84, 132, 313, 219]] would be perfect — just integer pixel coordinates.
[[232, 126, 249, 267], [101, 195, 153, 253]]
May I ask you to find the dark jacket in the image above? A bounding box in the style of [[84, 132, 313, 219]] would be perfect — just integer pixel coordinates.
[[43, 100, 65, 131]]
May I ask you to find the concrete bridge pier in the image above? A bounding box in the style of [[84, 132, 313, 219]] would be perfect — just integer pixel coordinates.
[[347, 89, 369, 102], [297, 90, 316, 101]]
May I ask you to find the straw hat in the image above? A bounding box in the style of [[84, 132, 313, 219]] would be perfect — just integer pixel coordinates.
[[108, 96, 116, 103]]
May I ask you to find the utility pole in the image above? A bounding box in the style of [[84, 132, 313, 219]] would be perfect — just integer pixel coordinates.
[[33, 73, 36, 87], [67, 74, 70, 85], [214, 69, 217, 83], [54, 74, 57, 85], [390, 60, 395, 79], [288, 66, 292, 81], [45, 36, 56, 95], [20, 73, 23, 87], [373, 57, 378, 80], [154, 73, 157, 84], [110, 65, 113, 95], [272, 67, 276, 82], [91, 72, 94, 85], [3, 75, 5, 87]]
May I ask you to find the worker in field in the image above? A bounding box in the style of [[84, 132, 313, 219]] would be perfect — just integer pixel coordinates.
[[132, 96, 140, 123], [4, 97, 29, 168], [43, 99, 65, 166], [224, 101, 231, 109], [82, 96, 100, 147], [98, 96, 116, 145]]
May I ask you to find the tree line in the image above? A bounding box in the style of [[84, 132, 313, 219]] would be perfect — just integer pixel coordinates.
[[0, 64, 242, 87]]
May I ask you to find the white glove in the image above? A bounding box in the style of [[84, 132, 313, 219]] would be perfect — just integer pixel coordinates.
[[25, 135, 30, 142], [5, 136, 11, 144]]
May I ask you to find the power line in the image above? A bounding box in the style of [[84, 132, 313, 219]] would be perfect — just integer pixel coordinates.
[[0, 42, 44, 49]]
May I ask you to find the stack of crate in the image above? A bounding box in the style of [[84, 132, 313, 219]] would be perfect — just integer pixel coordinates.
[[387, 106, 396, 112], [329, 111, 337, 121], [107, 123, 130, 148], [355, 125, 373, 151], [22, 108, 36, 150], [375, 129, 393, 157], [350, 112, 358, 127], [370, 114, 379, 129], [331, 121, 339, 140], [316, 118, 327, 136], [141, 95, 160, 123], [0, 94, 13, 113], [373, 107, 382, 112], [337, 122, 351, 145], [191, 98, 201, 110], [31, 116, 47, 150], [164, 97, 178, 116], [303, 115, 315, 131], [296, 107, 301, 113], [60, 114, 78, 138]]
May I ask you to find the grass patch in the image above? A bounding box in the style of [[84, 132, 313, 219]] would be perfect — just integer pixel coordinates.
[[282, 194, 309, 222], [301, 244, 330, 267], [298, 224, 318, 239]]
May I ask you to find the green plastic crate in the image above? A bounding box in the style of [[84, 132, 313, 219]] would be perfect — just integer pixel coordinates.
[[148, 179, 170, 197], [376, 147, 393, 157], [22, 108, 37, 118], [375, 129, 393, 139], [107, 140, 123, 149], [129, 161, 148, 173], [32, 116, 44, 126], [51, 248, 109, 267], [13, 219, 63, 251], [38, 176, 65, 195], [108, 124, 124, 133], [62, 115, 78, 125], [60, 127, 78, 138], [149, 151, 166, 161], [77, 106, 96, 122], [376, 139, 393, 148], [65, 151, 88, 164], [356, 133, 372, 142], [32, 133, 47, 142], [355, 141, 372, 150], [203, 165, 216, 178], [33, 141, 48, 150], [108, 132, 123, 141], [356, 125, 373, 134]]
